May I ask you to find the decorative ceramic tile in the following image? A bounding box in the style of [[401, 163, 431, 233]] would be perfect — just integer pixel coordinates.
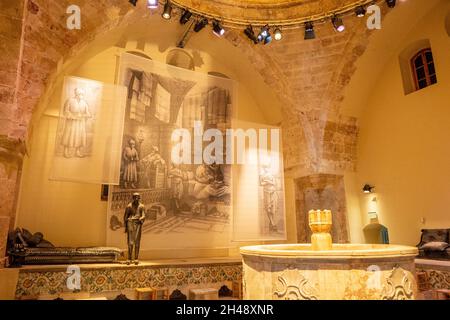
[[15, 263, 242, 299], [417, 268, 450, 290]]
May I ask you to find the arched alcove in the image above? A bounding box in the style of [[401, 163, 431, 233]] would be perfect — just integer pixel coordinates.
[[166, 49, 195, 70]]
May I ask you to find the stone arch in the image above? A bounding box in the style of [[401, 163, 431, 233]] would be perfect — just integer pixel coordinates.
[[0, 0, 385, 228], [222, 31, 318, 173], [51, 13, 312, 175], [15, 2, 293, 143], [12, 2, 302, 178]]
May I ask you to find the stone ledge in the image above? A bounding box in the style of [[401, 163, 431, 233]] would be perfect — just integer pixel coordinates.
[[17, 256, 243, 273], [415, 258, 450, 271]]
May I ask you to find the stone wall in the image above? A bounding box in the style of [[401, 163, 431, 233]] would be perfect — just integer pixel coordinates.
[[321, 116, 359, 173], [295, 174, 349, 243]]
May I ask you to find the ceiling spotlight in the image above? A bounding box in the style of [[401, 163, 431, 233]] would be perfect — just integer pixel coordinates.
[[194, 18, 208, 32], [304, 22, 315, 40], [257, 25, 269, 43], [212, 20, 225, 37], [129, 0, 138, 6], [386, 0, 396, 8], [332, 15, 345, 32], [147, 0, 158, 9], [274, 28, 282, 41], [244, 26, 258, 44], [180, 10, 192, 24], [162, 1, 172, 20], [363, 184, 375, 194], [355, 6, 366, 17]]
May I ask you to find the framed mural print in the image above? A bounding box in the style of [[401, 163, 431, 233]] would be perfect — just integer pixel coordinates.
[[106, 53, 236, 251]]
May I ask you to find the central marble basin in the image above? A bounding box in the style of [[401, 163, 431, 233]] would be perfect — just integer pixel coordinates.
[[240, 243, 419, 300]]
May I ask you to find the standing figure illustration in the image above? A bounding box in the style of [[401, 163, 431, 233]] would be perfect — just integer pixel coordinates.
[[61, 88, 91, 158], [259, 164, 279, 232], [168, 164, 185, 211], [123, 139, 139, 189], [141, 146, 166, 188], [124, 193, 146, 265]]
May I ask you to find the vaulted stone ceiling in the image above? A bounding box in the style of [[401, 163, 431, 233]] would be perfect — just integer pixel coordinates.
[[0, 0, 389, 220], [173, 0, 371, 24]]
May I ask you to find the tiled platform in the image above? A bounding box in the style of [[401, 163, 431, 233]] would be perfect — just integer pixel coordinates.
[[8, 257, 242, 300], [5, 257, 449, 300]]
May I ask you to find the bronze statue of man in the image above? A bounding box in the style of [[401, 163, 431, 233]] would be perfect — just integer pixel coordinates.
[[124, 193, 146, 265]]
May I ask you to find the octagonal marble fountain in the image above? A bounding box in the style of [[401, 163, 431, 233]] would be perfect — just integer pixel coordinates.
[[240, 210, 419, 300]]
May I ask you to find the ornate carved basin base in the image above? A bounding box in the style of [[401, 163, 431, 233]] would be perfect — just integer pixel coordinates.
[[240, 244, 419, 300]]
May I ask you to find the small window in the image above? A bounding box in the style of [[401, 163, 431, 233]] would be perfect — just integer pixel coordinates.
[[411, 48, 437, 91]]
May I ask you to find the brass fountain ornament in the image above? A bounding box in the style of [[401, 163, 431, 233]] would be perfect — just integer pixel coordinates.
[[308, 209, 333, 251]]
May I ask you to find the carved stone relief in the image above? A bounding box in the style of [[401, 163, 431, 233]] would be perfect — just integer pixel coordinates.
[[381, 267, 415, 300], [273, 269, 318, 300]]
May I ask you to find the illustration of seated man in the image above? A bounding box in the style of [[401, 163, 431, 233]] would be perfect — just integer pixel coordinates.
[[190, 164, 228, 200], [185, 164, 229, 216], [140, 146, 167, 189]]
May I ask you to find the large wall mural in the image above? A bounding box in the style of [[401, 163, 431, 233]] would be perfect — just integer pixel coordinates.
[[107, 54, 235, 250]]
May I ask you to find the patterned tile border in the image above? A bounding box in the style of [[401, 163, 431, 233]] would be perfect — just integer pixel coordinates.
[[416, 268, 450, 290], [15, 262, 243, 298]]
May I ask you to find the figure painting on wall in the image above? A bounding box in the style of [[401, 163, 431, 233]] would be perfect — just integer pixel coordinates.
[[122, 139, 139, 189], [141, 146, 167, 189], [259, 164, 279, 232], [124, 193, 146, 265], [51, 76, 127, 185], [259, 157, 284, 235], [55, 77, 103, 161], [61, 88, 92, 158]]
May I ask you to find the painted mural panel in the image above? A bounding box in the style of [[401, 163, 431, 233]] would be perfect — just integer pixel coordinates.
[[51, 77, 127, 184], [107, 54, 235, 250], [232, 120, 287, 241]]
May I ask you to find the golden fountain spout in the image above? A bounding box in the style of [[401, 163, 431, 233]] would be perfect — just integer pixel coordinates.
[[308, 209, 333, 250]]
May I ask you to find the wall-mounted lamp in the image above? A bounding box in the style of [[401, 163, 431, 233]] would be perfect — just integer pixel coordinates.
[[363, 184, 375, 193]]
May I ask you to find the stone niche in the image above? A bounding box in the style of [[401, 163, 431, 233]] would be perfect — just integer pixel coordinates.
[[295, 174, 349, 243]]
